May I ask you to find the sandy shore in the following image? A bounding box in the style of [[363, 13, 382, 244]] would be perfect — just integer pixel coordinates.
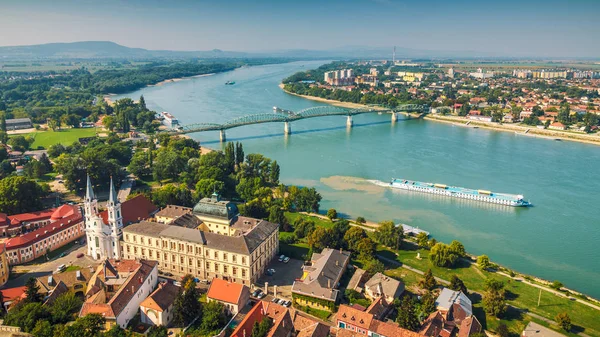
[[279, 83, 600, 146]]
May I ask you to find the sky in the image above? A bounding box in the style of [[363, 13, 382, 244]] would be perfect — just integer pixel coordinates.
[[0, 0, 599, 58]]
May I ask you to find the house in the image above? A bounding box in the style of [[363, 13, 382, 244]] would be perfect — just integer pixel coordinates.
[[549, 122, 566, 130], [363, 272, 404, 304], [155, 205, 192, 224], [467, 111, 492, 122], [231, 301, 330, 337], [335, 304, 423, 337], [5, 118, 32, 130], [207, 278, 250, 315], [419, 288, 481, 337], [0, 204, 79, 237], [347, 268, 367, 292], [79, 259, 158, 329], [522, 322, 566, 337], [139, 282, 180, 327], [0, 286, 26, 311], [0, 243, 9, 287], [291, 248, 351, 311], [36, 267, 92, 299]]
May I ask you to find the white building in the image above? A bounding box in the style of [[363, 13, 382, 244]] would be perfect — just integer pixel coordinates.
[[85, 176, 123, 260], [140, 282, 180, 326]]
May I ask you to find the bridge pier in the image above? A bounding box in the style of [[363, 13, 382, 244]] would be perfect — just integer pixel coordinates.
[[219, 130, 226, 142], [391, 111, 398, 123], [284, 121, 291, 135], [346, 115, 353, 127]]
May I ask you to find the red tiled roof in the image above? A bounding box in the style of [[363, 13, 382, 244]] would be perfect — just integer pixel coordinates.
[[0, 286, 26, 302], [336, 305, 372, 331], [100, 195, 158, 225], [0, 213, 7, 226], [5, 209, 83, 250], [51, 204, 77, 221], [7, 209, 56, 227], [207, 278, 246, 304], [231, 301, 268, 337]]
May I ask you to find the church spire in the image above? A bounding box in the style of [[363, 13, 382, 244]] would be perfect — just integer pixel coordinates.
[[86, 175, 95, 200], [109, 177, 118, 204]]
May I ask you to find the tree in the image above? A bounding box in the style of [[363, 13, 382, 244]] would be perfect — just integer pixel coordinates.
[[420, 291, 436, 316], [8, 135, 33, 152], [3, 302, 51, 332], [344, 226, 367, 251], [483, 278, 506, 317], [31, 320, 54, 337], [138, 95, 148, 110], [449, 240, 466, 257], [416, 232, 429, 248], [364, 259, 385, 276], [102, 115, 117, 131], [71, 314, 105, 337], [152, 148, 186, 181], [195, 179, 225, 199], [355, 238, 376, 260], [269, 160, 280, 184], [147, 326, 168, 337], [235, 142, 245, 167], [268, 206, 290, 231], [0, 115, 5, 133], [555, 312, 572, 331], [396, 296, 420, 331], [173, 275, 201, 326], [306, 227, 330, 252], [25, 277, 42, 303], [496, 323, 509, 337], [477, 255, 491, 270], [47, 144, 66, 158], [104, 324, 132, 337], [50, 292, 83, 324], [420, 269, 436, 291], [355, 216, 366, 224], [200, 300, 227, 334], [223, 142, 236, 173], [329, 219, 349, 249], [449, 275, 468, 294], [327, 208, 337, 221], [152, 184, 193, 208], [429, 243, 459, 268], [128, 150, 152, 178], [294, 219, 315, 239], [251, 317, 273, 337], [374, 221, 403, 250]]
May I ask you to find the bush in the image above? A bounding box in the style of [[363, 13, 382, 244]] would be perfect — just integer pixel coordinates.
[[356, 216, 366, 224], [555, 312, 572, 331], [550, 280, 563, 290]]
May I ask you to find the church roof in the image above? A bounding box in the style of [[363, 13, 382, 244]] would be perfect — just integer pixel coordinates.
[[99, 195, 158, 225]]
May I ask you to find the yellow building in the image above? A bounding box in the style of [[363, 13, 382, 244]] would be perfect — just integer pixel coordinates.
[[122, 194, 279, 286], [0, 244, 9, 287]]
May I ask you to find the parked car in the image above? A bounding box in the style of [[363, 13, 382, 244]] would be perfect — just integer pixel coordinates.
[[173, 281, 182, 287], [277, 299, 286, 305], [272, 297, 280, 303], [252, 289, 263, 297], [283, 257, 290, 263], [268, 268, 276, 273], [76, 253, 84, 258], [158, 270, 164, 275], [278, 255, 285, 262], [266, 270, 273, 276], [164, 272, 173, 277], [283, 300, 292, 307], [257, 292, 266, 299], [56, 264, 66, 273]]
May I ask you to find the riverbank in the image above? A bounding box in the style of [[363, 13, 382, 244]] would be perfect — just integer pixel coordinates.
[[280, 84, 600, 146]]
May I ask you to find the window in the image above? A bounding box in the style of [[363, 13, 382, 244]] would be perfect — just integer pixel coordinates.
[[223, 253, 228, 261], [223, 265, 228, 273], [233, 267, 237, 276], [241, 257, 246, 264], [241, 269, 246, 277], [206, 261, 210, 270], [232, 255, 237, 263], [214, 263, 219, 272]]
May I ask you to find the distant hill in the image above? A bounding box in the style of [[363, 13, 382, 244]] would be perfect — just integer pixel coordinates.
[[0, 41, 525, 61], [0, 41, 251, 60]]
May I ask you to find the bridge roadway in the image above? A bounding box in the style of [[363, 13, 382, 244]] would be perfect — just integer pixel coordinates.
[[170, 104, 429, 141]]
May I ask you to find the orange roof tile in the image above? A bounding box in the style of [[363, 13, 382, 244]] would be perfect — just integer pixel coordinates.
[[100, 195, 157, 225], [207, 278, 246, 304]]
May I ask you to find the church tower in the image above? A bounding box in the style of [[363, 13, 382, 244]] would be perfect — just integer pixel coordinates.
[[84, 176, 122, 260], [106, 177, 123, 259]]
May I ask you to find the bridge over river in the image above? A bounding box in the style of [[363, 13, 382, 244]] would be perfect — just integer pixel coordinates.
[[171, 104, 429, 141]]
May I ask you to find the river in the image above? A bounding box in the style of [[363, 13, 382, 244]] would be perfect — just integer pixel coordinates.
[[113, 60, 600, 299]]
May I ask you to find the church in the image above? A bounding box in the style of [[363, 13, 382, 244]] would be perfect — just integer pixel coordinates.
[[84, 176, 158, 260]]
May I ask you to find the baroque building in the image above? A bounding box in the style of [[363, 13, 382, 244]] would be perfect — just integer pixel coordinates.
[[122, 193, 279, 286]]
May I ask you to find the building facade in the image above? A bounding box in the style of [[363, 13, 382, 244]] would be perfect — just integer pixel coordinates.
[[0, 244, 9, 287], [5, 206, 84, 265], [122, 194, 279, 286], [140, 282, 179, 327], [207, 278, 250, 315]]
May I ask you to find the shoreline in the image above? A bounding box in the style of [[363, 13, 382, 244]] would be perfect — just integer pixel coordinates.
[[104, 73, 218, 106], [279, 84, 600, 146]]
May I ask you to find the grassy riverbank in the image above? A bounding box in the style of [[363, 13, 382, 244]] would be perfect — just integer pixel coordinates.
[[279, 84, 600, 146], [282, 212, 600, 337]]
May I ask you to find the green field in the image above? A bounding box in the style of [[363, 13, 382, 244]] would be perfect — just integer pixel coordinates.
[[19, 128, 99, 149]]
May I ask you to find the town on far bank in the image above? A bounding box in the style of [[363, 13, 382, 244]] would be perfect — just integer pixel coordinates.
[[0, 95, 598, 337], [282, 59, 600, 143]]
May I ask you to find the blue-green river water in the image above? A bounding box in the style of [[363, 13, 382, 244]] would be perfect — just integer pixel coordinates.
[[114, 61, 600, 298]]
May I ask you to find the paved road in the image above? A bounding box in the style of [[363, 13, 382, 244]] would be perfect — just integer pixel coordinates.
[[118, 176, 134, 202], [5, 244, 96, 288]]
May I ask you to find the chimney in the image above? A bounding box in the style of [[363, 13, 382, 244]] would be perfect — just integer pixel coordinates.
[[243, 330, 246, 337], [328, 279, 331, 289], [336, 260, 339, 266], [48, 276, 54, 286], [132, 285, 135, 293]]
